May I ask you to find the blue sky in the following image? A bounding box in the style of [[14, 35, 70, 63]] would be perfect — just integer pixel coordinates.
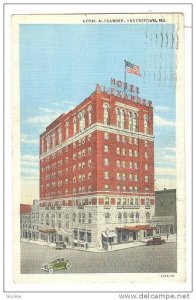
[[20, 24, 176, 203]]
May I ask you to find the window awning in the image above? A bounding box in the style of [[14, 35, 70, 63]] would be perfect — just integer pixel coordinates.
[[102, 231, 117, 238], [116, 225, 156, 231]]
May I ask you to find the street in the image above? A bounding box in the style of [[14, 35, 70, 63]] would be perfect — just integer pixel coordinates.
[[21, 242, 177, 274]]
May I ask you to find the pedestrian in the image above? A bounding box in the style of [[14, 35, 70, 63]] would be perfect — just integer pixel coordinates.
[[167, 234, 169, 241]]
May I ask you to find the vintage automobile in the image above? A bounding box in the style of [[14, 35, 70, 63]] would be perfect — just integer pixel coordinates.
[[146, 237, 165, 246], [41, 258, 71, 273], [55, 241, 66, 250]]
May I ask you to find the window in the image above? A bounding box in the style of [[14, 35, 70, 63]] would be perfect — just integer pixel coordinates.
[[104, 132, 109, 140], [117, 198, 121, 205], [88, 159, 91, 167], [144, 114, 149, 134], [104, 158, 109, 166], [134, 150, 138, 157], [122, 186, 126, 191], [88, 172, 92, 180], [104, 185, 109, 191], [116, 134, 120, 142], [104, 145, 109, 153], [129, 186, 133, 192], [105, 213, 110, 223], [118, 212, 122, 221], [88, 185, 92, 192], [130, 212, 134, 221], [88, 134, 91, 141], [129, 137, 133, 144], [103, 103, 109, 125], [121, 110, 126, 129], [117, 186, 120, 192], [87, 105, 92, 126], [133, 113, 138, 132], [135, 198, 139, 205], [88, 147, 92, 154], [145, 187, 149, 192], [129, 149, 133, 157], [78, 110, 86, 132], [145, 152, 148, 159], [145, 164, 148, 170], [73, 117, 77, 136], [117, 173, 121, 180], [146, 212, 150, 222], [134, 138, 138, 145], [117, 147, 120, 155], [104, 171, 109, 179], [65, 121, 69, 139], [73, 142, 76, 149], [134, 162, 138, 169], [82, 213, 85, 223], [88, 213, 92, 224], [134, 175, 138, 181], [145, 176, 149, 182], [123, 212, 128, 223], [116, 108, 121, 128], [122, 148, 126, 155], [105, 197, 109, 205], [145, 140, 148, 147], [117, 160, 120, 167], [122, 173, 126, 180], [51, 132, 55, 148], [82, 149, 85, 156], [129, 162, 133, 169], [122, 136, 125, 143], [129, 174, 133, 181], [122, 161, 126, 168], [146, 198, 150, 206], [135, 212, 139, 222]]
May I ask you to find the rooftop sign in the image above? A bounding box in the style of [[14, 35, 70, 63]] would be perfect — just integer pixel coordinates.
[[95, 78, 152, 107]]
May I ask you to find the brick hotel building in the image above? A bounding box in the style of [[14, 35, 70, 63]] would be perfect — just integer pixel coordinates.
[[39, 83, 155, 248]]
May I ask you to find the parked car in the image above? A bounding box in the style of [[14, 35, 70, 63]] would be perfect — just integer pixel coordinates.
[[41, 258, 71, 273], [146, 237, 165, 246], [55, 241, 66, 249]]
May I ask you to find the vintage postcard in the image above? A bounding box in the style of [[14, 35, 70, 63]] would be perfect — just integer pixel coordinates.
[[10, 11, 187, 289]]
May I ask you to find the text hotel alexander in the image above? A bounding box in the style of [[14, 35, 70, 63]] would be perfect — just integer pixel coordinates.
[[83, 18, 166, 23]]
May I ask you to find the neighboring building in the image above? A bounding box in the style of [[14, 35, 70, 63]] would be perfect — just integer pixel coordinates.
[[20, 204, 32, 239], [30, 200, 40, 240], [150, 189, 176, 234], [38, 84, 155, 248]]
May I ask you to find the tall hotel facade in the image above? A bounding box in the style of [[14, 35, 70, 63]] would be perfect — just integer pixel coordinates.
[[39, 81, 155, 248]]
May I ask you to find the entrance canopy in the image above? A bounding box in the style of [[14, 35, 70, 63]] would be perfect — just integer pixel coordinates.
[[102, 231, 117, 238]]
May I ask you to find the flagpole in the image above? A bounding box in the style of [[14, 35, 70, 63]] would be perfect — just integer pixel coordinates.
[[124, 60, 127, 91]]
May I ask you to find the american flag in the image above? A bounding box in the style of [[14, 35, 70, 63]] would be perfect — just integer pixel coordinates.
[[125, 60, 141, 76]]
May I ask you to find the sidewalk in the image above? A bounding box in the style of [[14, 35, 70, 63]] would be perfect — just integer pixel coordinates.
[[21, 234, 176, 253]]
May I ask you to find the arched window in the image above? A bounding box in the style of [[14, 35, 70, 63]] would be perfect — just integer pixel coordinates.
[[65, 121, 69, 139], [87, 105, 92, 126], [73, 117, 77, 136], [130, 212, 134, 222], [129, 112, 133, 131], [51, 213, 55, 228], [133, 113, 138, 132], [118, 212, 122, 222], [46, 213, 49, 225], [78, 110, 85, 132], [103, 103, 109, 125], [146, 212, 150, 222], [123, 212, 128, 223], [58, 127, 62, 144], [121, 109, 126, 129], [41, 138, 45, 154], [46, 135, 51, 151], [116, 108, 121, 128], [135, 212, 140, 222], [105, 213, 110, 223], [144, 114, 149, 134]]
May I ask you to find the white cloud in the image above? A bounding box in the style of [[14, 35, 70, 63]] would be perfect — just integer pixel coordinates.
[[21, 134, 38, 145], [154, 114, 176, 127], [21, 154, 39, 162], [155, 167, 176, 177], [155, 106, 169, 112], [165, 146, 176, 152]]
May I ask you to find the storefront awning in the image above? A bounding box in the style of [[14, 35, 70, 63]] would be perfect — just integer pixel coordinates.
[[116, 225, 156, 231], [102, 231, 117, 238], [39, 228, 56, 233]]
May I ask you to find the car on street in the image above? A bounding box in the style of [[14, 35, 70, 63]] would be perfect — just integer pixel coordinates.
[[146, 237, 165, 246], [55, 241, 66, 249], [41, 258, 71, 273]]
